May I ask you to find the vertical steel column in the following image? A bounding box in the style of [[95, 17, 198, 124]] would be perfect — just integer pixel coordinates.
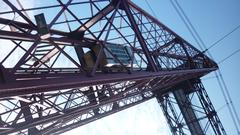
[[194, 81, 227, 135], [156, 94, 186, 135], [173, 89, 204, 135], [0, 65, 5, 83], [74, 45, 87, 68], [19, 101, 39, 135], [156, 80, 227, 135], [0, 65, 12, 82]]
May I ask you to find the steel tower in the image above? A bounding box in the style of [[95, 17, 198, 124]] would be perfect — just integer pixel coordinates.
[[0, 0, 226, 134]]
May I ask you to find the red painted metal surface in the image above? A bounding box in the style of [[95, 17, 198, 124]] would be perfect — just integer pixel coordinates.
[[0, 0, 225, 135]]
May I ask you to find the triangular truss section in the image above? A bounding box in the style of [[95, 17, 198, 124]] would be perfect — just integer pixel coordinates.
[[0, 1, 225, 135]]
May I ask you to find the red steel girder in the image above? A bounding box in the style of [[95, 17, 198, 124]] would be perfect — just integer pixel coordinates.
[[0, 68, 216, 98], [0, 0, 224, 135]]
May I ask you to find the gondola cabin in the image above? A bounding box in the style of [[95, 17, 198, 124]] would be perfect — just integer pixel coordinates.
[[83, 43, 137, 72]]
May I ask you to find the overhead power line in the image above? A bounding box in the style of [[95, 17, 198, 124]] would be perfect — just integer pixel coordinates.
[[203, 24, 240, 53], [144, 0, 157, 18], [218, 48, 240, 64], [169, 0, 204, 51], [203, 23, 240, 64], [215, 71, 240, 134], [169, 0, 240, 133]]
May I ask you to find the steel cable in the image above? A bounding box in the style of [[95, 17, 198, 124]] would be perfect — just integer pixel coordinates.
[[170, 0, 240, 133]]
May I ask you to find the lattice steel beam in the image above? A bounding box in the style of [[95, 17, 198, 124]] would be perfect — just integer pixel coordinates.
[[0, 0, 225, 135], [155, 80, 227, 135]]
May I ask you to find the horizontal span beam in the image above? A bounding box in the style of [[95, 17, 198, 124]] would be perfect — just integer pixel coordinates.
[[0, 30, 95, 47], [0, 17, 68, 36], [0, 68, 216, 98], [1, 91, 154, 135], [0, 30, 189, 61]]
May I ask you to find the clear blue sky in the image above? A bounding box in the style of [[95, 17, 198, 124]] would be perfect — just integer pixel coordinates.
[[64, 0, 240, 135], [1, 0, 239, 134]]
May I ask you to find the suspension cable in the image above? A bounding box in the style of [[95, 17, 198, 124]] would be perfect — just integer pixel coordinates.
[[169, 0, 204, 51], [203, 24, 240, 53], [144, 0, 157, 18], [218, 48, 240, 64], [215, 71, 240, 133], [145, 0, 240, 131], [170, 0, 240, 133]]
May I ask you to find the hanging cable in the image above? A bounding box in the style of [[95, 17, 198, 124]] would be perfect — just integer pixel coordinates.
[[146, 0, 240, 133], [215, 73, 240, 134], [218, 48, 240, 64], [175, 0, 215, 52], [203, 24, 240, 53], [144, 0, 157, 18], [170, 0, 240, 133], [169, 0, 204, 51], [173, 0, 208, 51], [145, 0, 240, 133], [217, 70, 240, 127], [217, 102, 229, 112]]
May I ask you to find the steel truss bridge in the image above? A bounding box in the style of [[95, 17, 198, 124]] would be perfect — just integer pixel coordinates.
[[0, 0, 226, 134]]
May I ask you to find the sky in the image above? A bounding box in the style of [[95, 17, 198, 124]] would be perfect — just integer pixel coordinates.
[[61, 99, 170, 135], [62, 0, 240, 135], [0, 0, 240, 135]]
